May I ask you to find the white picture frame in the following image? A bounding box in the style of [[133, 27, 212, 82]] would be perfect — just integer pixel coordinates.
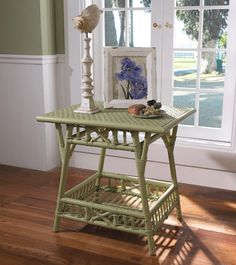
[[104, 47, 157, 108]]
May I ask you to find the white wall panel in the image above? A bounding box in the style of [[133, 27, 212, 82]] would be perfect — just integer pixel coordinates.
[[0, 55, 64, 170], [71, 148, 236, 191]]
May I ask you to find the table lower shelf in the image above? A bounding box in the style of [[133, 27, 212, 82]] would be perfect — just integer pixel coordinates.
[[59, 172, 179, 235]]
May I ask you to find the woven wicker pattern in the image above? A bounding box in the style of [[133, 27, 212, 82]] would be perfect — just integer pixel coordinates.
[[67, 126, 136, 150], [59, 174, 178, 233], [36, 102, 195, 133]]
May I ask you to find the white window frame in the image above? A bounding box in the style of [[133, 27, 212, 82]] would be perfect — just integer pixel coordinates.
[[63, 0, 236, 152], [158, 0, 236, 143]]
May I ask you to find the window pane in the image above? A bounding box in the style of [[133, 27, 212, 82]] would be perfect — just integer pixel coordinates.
[[104, 1, 152, 9], [174, 10, 199, 48], [173, 91, 195, 125], [199, 93, 223, 128], [176, 0, 200, 7], [173, 51, 197, 89], [204, 0, 229, 6], [85, 0, 92, 5], [104, 11, 126, 46], [203, 9, 229, 48], [129, 10, 151, 47], [128, 0, 151, 9], [200, 51, 225, 89], [105, 0, 125, 8], [104, 10, 151, 47], [104, 0, 114, 8]]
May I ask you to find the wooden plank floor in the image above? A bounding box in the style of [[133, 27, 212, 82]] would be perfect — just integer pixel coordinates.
[[0, 165, 235, 265]]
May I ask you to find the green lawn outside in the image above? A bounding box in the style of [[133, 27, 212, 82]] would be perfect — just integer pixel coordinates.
[[174, 58, 196, 69]]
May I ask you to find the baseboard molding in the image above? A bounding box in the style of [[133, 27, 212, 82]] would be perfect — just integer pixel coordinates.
[[71, 150, 236, 191]]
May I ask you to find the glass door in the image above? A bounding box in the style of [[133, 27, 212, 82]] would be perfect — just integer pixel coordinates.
[[99, 0, 236, 142], [159, 0, 235, 142]]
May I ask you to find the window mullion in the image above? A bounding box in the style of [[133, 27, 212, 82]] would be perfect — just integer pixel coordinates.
[[126, 9, 129, 47], [195, 0, 204, 128]]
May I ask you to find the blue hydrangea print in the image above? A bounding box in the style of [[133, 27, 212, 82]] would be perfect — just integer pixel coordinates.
[[115, 57, 147, 99]]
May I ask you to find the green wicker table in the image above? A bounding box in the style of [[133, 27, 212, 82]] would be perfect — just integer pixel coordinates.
[[36, 102, 195, 255]]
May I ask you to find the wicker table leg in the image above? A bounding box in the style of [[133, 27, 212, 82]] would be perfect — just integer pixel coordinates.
[[162, 125, 182, 221], [132, 132, 156, 255], [53, 124, 74, 232], [96, 147, 106, 187]]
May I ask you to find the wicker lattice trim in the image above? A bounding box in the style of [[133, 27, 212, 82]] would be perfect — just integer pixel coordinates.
[[59, 174, 178, 234]]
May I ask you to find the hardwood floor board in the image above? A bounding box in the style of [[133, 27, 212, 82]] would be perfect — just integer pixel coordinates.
[[0, 242, 73, 265], [55, 224, 151, 262], [0, 249, 51, 265], [180, 214, 236, 236], [179, 183, 236, 201], [0, 183, 34, 204], [180, 197, 236, 224], [150, 223, 236, 265], [0, 165, 50, 187], [0, 193, 14, 207], [0, 206, 53, 228], [0, 165, 236, 265], [0, 193, 56, 227], [178, 184, 236, 236], [13, 194, 56, 212], [2, 205, 234, 265], [188, 227, 236, 265], [0, 218, 148, 265]]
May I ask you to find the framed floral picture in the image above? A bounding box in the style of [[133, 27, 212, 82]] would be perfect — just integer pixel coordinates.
[[104, 47, 157, 108]]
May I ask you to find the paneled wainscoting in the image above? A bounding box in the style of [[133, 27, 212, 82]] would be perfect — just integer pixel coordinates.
[[0, 54, 65, 171]]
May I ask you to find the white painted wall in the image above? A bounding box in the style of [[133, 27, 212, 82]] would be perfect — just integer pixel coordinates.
[[71, 141, 236, 191], [0, 55, 65, 171]]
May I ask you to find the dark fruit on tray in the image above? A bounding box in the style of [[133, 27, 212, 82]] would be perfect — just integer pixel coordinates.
[[147, 100, 162, 109], [147, 99, 156, 106], [153, 102, 162, 109]]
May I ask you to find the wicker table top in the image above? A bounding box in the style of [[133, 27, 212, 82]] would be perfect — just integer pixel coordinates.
[[36, 102, 195, 134]]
